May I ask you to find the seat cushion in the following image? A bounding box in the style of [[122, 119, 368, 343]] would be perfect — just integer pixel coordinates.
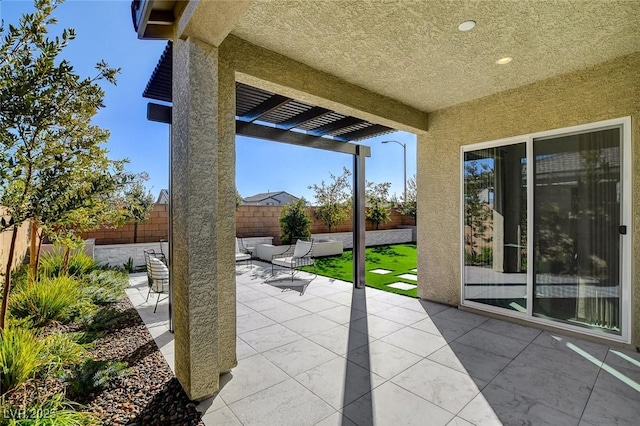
[[148, 257, 169, 292], [236, 252, 251, 261], [149, 256, 169, 279], [272, 256, 313, 268], [272, 257, 295, 268], [293, 240, 313, 258]]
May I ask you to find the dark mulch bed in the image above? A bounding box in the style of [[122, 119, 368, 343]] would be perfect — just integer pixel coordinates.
[[6, 297, 204, 425]]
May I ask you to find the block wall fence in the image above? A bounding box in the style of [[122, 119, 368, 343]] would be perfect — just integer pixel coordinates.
[[80, 203, 416, 245], [0, 207, 31, 273], [79, 204, 170, 245]]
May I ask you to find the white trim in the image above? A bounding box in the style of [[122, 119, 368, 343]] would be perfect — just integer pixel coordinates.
[[460, 138, 527, 304], [461, 298, 630, 343], [461, 135, 528, 153], [526, 135, 534, 318], [621, 116, 632, 343], [459, 145, 466, 303], [460, 116, 632, 344]]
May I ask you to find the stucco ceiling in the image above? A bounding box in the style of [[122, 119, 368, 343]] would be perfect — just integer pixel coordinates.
[[231, 0, 640, 112]]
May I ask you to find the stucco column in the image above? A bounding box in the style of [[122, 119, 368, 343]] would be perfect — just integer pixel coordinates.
[[171, 37, 237, 401], [417, 131, 460, 305]]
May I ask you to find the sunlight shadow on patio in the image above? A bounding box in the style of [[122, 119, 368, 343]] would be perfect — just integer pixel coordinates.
[[340, 287, 374, 424], [127, 263, 639, 425]]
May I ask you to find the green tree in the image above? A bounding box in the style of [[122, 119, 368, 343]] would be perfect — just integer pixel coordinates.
[[308, 167, 351, 232], [464, 160, 493, 263], [279, 198, 311, 245], [121, 174, 155, 244], [397, 174, 417, 219], [236, 189, 243, 211], [366, 181, 392, 230], [39, 162, 132, 276], [0, 0, 120, 328]]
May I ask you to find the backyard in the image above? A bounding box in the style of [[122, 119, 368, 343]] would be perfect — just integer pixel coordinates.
[[302, 244, 418, 297]]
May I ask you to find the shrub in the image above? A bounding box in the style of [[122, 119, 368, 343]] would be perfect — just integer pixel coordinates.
[[39, 333, 88, 377], [9, 265, 29, 293], [39, 252, 100, 279], [365, 181, 392, 230], [64, 359, 129, 401], [9, 277, 80, 326], [0, 326, 45, 394], [122, 257, 134, 273], [308, 167, 352, 231], [79, 307, 127, 332], [66, 330, 104, 346], [279, 198, 311, 245], [80, 270, 128, 305], [66, 299, 100, 328], [0, 393, 98, 425]]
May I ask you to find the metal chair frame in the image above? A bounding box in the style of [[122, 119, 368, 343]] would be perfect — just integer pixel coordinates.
[[271, 238, 316, 281], [144, 249, 169, 313]]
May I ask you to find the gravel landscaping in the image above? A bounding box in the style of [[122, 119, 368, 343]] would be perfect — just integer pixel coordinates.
[[4, 296, 204, 425]]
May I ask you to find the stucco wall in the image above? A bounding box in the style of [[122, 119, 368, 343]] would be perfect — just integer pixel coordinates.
[[0, 207, 31, 274], [418, 52, 640, 345]]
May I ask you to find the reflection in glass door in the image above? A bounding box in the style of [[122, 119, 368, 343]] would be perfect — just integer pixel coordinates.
[[463, 143, 527, 312], [533, 127, 622, 334]]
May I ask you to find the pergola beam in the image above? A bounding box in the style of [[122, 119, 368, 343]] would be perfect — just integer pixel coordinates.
[[276, 106, 332, 130], [236, 121, 371, 157], [238, 94, 291, 122], [306, 116, 366, 137], [342, 124, 392, 141]]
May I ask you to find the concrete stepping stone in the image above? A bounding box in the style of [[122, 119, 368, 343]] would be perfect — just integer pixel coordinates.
[[387, 282, 417, 291], [370, 268, 393, 275], [397, 273, 418, 281], [411, 268, 417, 273]]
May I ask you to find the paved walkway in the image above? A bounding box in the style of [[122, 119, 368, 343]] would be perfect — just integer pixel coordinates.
[[127, 263, 640, 426]]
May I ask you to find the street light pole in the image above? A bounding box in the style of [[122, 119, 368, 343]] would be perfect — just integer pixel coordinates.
[[381, 140, 407, 202]]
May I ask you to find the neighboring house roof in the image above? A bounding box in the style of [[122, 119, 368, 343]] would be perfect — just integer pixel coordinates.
[[242, 191, 299, 205], [157, 189, 169, 204]]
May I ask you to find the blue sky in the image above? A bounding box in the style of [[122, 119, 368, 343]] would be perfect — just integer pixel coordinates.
[[2, 0, 417, 202]]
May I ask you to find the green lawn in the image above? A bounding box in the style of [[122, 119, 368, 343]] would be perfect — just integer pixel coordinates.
[[301, 244, 418, 297]]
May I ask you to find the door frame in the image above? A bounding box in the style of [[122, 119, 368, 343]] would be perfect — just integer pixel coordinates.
[[459, 116, 632, 344]]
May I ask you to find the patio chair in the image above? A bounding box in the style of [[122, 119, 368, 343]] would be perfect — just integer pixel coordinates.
[[271, 238, 316, 281], [143, 249, 169, 313], [236, 237, 252, 267]]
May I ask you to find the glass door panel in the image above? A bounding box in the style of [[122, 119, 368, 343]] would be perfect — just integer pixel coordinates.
[[463, 143, 527, 312], [533, 127, 622, 334]]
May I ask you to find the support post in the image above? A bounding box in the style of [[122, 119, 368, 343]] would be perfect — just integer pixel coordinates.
[[353, 146, 366, 289], [171, 37, 237, 401]]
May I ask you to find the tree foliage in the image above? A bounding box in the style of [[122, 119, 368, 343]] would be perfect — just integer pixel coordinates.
[[121, 174, 154, 243], [396, 174, 417, 219], [0, 0, 121, 328], [366, 181, 392, 230], [463, 160, 493, 263], [279, 198, 311, 245], [236, 189, 243, 211], [308, 167, 351, 231]]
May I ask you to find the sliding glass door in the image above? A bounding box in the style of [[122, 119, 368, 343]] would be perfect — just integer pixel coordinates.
[[462, 119, 629, 340], [463, 143, 527, 312], [533, 127, 622, 334]]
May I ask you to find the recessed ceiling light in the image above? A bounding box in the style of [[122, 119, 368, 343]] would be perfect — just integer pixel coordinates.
[[458, 20, 476, 32], [495, 56, 513, 65]]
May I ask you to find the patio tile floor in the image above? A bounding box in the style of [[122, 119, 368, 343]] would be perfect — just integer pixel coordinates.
[[127, 263, 640, 426]]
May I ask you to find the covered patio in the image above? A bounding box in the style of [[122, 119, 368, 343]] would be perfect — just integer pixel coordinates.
[[128, 263, 640, 425]]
